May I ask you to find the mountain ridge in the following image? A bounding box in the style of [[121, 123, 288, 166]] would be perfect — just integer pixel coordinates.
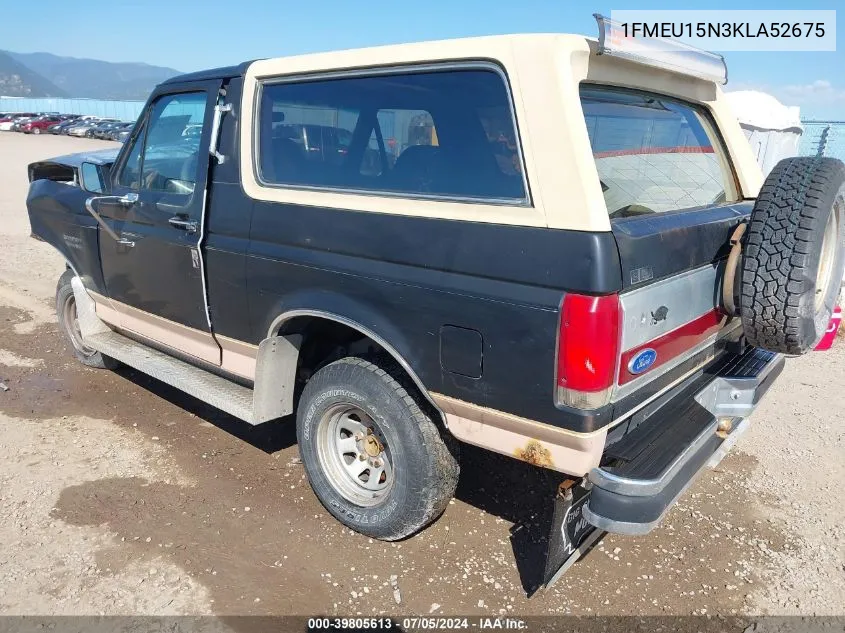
[[0, 51, 67, 98], [1, 51, 181, 100]]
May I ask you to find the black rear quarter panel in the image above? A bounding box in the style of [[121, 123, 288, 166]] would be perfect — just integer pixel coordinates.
[[205, 183, 624, 431], [246, 202, 621, 420]]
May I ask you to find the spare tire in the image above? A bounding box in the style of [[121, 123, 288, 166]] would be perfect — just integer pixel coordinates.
[[740, 157, 845, 354]]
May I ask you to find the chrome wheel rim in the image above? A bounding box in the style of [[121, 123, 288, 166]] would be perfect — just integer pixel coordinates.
[[816, 199, 841, 310], [315, 404, 393, 507], [62, 294, 96, 357]]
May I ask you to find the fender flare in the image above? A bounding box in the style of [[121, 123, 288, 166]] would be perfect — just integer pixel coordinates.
[[263, 307, 444, 420]]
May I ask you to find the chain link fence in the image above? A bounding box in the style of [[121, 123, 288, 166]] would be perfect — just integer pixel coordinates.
[[799, 121, 845, 161]]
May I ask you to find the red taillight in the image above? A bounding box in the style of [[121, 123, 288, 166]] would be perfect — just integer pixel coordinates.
[[557, 293, 621, 409]]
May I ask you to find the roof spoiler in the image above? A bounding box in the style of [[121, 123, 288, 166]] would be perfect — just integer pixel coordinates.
[[594, 14, 728, 85]]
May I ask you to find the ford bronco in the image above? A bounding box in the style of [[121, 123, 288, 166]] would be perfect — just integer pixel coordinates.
[[26, 17, 845, 586]]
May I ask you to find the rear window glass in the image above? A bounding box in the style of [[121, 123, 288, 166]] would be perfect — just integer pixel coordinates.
[[580, 85, 737, 217], [257, 68, 527, 202]]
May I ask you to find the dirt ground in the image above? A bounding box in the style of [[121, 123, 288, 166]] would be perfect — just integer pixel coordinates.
[[0, 132, 843, 619]]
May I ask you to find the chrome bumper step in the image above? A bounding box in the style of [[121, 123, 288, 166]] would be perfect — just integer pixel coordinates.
[[583, 346, 784, 535]]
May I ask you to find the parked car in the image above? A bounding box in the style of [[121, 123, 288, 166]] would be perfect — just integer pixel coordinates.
[[47, 117, 82, 135], [21, 115, 65, 135], [104, 122, 134, 141], [59, 120, 89, 136], [85, 120, 123, 139], [48, 118, 79, 134], [25, 19, 845, 586], [181, 123, 202, 138], [11, 116, 40, 132], [0, 113, 37, 131], [67, 119, 114, 137]]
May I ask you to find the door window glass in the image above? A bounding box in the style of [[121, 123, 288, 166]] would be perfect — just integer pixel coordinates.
[[139, 92, 206, 195], [580, 85, 737, 217], [115, 92, 207, 194]]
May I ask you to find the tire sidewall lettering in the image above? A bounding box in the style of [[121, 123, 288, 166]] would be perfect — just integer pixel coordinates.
[[300, 381, 402, 527]]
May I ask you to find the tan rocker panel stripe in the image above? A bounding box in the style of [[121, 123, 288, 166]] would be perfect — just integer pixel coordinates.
[[432, 393, 607, 475], [89, 291, 223, 368], [217, 334, 259, 380]]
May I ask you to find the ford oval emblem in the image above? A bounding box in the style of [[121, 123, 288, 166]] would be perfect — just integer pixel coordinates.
[[628, 348, 657, 375]]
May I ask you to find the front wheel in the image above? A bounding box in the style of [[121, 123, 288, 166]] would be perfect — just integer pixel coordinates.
[[296, 356, 459, 540], [55, 270, 118, 369], [33, 128, 41, 135]]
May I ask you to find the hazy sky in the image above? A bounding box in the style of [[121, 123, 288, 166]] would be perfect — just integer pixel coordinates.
[[2, 0, 842, 118]]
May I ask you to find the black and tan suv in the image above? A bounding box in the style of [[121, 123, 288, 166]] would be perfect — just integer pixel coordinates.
[[26, 17, 845, 585]]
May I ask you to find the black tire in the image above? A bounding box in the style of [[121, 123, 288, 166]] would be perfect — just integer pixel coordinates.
[[740, 157, 845, 354], [55, 270, 119, 369], [296, 356, 459, 540]]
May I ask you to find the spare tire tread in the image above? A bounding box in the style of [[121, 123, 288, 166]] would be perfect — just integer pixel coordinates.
[[741, 157, 845, 354]]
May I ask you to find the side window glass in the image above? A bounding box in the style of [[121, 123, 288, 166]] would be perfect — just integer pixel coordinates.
[[360, 128, 385, 177], [258, 68, 527, 202], [360, 110, 435, 179], [139, 92, 206, 195], [478, 106, 522, 177], [264, 104, 360, 185]]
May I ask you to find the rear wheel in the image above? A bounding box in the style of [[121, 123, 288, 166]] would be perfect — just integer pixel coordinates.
[[296, 356, 458, 540], [55, 270, 118, 369], [740, 157, 845, 354]]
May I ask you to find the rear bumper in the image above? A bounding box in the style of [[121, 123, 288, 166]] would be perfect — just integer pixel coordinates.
[[583, 347, 784, 535]]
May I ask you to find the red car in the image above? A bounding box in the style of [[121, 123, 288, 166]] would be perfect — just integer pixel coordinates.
[[21, 116, 65, 135]]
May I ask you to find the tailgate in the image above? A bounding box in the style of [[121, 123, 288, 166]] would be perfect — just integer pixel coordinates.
[[611, 203, 750, 406], [613, 204, 751, 291], [579, 85, 752, 414]]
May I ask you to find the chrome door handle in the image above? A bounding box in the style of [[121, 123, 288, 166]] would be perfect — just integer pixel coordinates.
[[168, 216, 198, 233]]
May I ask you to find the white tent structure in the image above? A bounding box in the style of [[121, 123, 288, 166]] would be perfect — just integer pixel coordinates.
[[724, 91, 803, 177]]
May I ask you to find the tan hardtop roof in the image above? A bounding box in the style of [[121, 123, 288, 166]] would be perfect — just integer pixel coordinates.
[[247, 33, 594, 76], [240, 29, 762, 231]]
